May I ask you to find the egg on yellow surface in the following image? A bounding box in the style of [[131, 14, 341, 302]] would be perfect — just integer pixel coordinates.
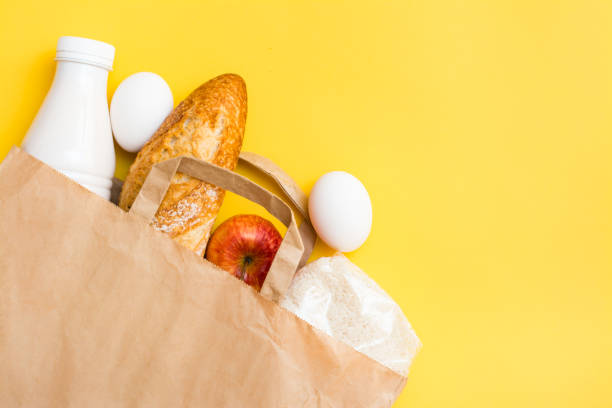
[[308, 171, 372, 252], [110, 72, 173, 152]]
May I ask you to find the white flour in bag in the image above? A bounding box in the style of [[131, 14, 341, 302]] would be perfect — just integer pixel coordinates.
[[280, 254, 421, 376]]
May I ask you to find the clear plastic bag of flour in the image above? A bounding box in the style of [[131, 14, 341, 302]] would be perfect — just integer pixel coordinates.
[[280, 253, 421, 376]]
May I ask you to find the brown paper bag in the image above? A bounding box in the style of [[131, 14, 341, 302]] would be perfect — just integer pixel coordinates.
[[0, 147, 406, 407]]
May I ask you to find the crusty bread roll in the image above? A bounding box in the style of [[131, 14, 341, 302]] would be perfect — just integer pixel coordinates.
[[119, 74, 247, 256]]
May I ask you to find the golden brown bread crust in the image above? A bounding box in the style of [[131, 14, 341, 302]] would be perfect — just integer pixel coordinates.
[[119, 74, 247, 256]]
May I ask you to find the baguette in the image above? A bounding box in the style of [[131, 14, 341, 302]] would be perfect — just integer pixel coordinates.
[[119, 74, 247, 256]]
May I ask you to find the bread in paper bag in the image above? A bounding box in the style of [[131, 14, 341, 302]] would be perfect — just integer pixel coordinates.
[[280, 253, 421, 376], [119, 74, 247, 256]]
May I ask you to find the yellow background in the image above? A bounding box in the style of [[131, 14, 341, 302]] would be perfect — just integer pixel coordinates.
[[1, 0, 611, 406]]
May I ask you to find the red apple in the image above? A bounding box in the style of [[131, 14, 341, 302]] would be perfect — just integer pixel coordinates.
[[205, 214, 283, 291]]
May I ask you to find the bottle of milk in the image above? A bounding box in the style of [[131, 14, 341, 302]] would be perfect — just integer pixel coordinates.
[[23, 36, 116, 200]]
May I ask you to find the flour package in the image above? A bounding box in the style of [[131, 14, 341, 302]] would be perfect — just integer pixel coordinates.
[[280, 253, 421, 376]]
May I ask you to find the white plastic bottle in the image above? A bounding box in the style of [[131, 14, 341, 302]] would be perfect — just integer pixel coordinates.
[[23, 36, 116, 200]]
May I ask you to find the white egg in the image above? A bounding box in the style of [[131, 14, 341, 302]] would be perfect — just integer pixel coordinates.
[[308, 171, 372, 252], [110, 72, 173, 152]]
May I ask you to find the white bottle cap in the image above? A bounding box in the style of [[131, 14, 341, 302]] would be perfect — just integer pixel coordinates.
[[55, 36, 115, 71]]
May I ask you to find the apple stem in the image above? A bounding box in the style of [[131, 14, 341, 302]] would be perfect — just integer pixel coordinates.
[[240, 256, 253, 281]]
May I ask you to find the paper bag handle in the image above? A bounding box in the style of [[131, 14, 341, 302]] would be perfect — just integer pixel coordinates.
[[129, 156, 305, 303], [238, 152, 316, 269]]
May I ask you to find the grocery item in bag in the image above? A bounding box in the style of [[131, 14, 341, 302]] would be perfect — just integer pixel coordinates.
[[23, 36, 116, 199], [205, 214, 283, 291], [280, 253, 421, 376], [119, 74, 247, 256]]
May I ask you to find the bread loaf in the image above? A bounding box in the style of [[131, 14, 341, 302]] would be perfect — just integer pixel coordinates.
[[119, 74, 247, 256]]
